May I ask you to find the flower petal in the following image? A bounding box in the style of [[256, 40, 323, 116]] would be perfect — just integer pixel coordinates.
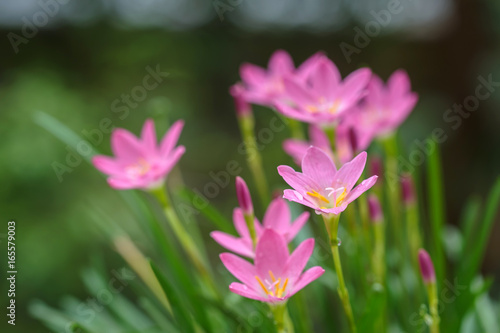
[[240, 63, 268, 86], [342, 175, 378, 206], [141, 119, 158, 156], [210, 231, 254, 258], [287, 212, 309, 242], [388, 69, 411, 97], [255, 229, 289, 278], [277, 165, 320, 195], [302, 147, 337, 188], [262, 198, 290, 233], [160, 120, 184, 157], [289, 266, 325, 296], [285, 238, 315, 284], [283, 139, 310, 166], [310, 57, 340, 99], [220, 253, 257, 287], [268, 50, 294, 75], [229, 282, 268, 302], [111, 129, 143, 162], [92, 155, 121, 175], [334, 151, 367, 191]]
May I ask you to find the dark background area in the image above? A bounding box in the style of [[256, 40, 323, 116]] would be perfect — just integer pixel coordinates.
[[0, 0, 499, 331]]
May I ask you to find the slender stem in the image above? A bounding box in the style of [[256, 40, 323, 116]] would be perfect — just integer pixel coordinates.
[[323, 214, 357, 333], [406, 202, 422, 272], [243, 212, 257, 249], [150, 186, 219, 298], [426, 282, 440, 333], [237, 112, 270, 208], [270, 303, 294, 333]]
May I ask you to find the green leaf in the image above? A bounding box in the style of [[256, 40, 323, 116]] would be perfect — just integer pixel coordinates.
[[149, 260, 196, 333]]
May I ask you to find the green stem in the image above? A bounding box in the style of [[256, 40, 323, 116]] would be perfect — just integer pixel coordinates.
[[286, 117, 305, 140], [406, 202, 422, 273], [237, 112, 270, 208], [243, 212, 257, 249], [426, 282, 440, 333], [372, 222, 386, 284], [323, 214, 357, 333], [150, 186, 218, 298], [270, 303, 294, 333]]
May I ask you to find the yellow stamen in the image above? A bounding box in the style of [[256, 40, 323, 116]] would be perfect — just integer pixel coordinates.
[[255, 276, 269, 295], [335, 188, 348, 207], [269, 270, 276, 282], [328, 100, 341, 114], [306, 105, 318, 113], [277, 278, 289, 298], [275, 278, 281, 295], [307, 190, 330, 204]]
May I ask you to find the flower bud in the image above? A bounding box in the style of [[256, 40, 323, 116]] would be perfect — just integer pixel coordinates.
[[401, 174, 416, 206], [230, 84, 252, 117], [236, 176, 253, 216], [418, 249, 436, 284], [368, 194, 383, 223]]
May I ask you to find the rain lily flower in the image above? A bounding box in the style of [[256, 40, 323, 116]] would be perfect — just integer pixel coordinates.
[[220, 228, 324, 302], [236, 50, 322, 107], [275, 55, 371, 125], [278, 147, 377, 215], [211, 198, 309, 258], [92, 119, 185, 190], [347, 70, 418, 140]]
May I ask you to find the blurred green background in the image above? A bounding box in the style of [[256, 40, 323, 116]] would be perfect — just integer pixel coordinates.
[[1, 0, 500, 331]]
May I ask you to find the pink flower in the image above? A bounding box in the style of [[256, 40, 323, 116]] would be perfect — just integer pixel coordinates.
[[236, 50, 322, 107], [92, 119, 185, 190], [348, 70, 418, 139], [278, 147, 377, 215], [275, 55, 371, 125], [220, 229, 324, 303], [210, 198, 309, 258]]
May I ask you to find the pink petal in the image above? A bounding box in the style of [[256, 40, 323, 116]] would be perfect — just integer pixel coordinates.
[[268, 50, 295, 75], [262, 198, 290, 232], [310, 57, 340, 99], [302, 147, 337, 188], [287, 212, 309, 241], [255, 229, 288, 278], [210, 231, 254, 258], [233, 208, 249, 238], [220, 253, 257, 287], [340, 68, 372, 103], [289, 266, 325, 296], [335, 151, 368, 192], [111, 129, 143, 162], [285, 238, 315, 284], [160, 120, 184, 157], [296, 51, 325, 81], [388, 69, 411, 97], [274, 102, 318, 124], [107, 177, 138, 190], [158, 145, 185, 176], [365, 74, 385, 106], [342, 175, 378, 206], [277, 165, 320, 195], [282, 189, 319, 211], [240, 63, 268, 86], [283, 139, 310, 166], [141, 119, 158, 156], [282, 77, 316, 106], [92, 155, 121, 175], [229, 282, 268, 302], [309, 125, 330, 150]]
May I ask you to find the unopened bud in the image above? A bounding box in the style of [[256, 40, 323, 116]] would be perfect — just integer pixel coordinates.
[[418, 249, 436, 284], [235, 176, 253, 216], [368, 194, 383, 223]]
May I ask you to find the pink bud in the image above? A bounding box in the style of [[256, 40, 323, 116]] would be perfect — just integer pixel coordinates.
[[236, 176, 253, 216], [230, 84, 252, 117], [368, 194, 383, 223], [418, 249, 436, 284], [370, 156, 383, 181], [401, 174, 416, 205]]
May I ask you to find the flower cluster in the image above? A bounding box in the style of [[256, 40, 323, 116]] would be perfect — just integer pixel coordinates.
[[212, 177, 325, 303], [235, 50, 418, 165]]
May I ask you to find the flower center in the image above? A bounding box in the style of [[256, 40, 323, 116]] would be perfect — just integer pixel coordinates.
[[255, 270, 289, 298], [306, 187, 347, 208], [306, 98, 341, 114], [125, 158, 151, 178]]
